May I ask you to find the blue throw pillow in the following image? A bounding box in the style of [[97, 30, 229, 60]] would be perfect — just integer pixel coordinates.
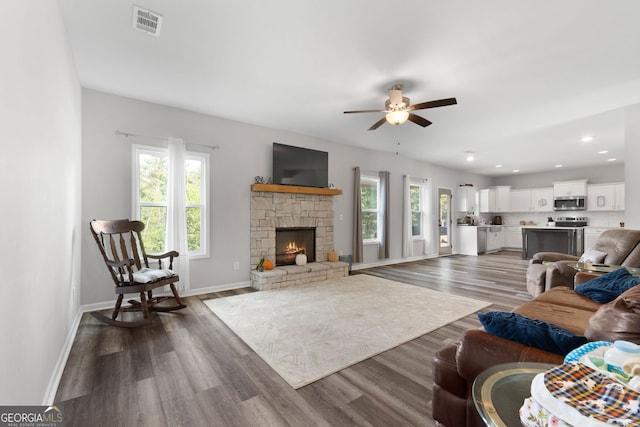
[[574, 268, 640, 304], [477, 311, 588, 355]]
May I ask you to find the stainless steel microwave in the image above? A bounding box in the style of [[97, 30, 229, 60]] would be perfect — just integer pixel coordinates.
[[553, 196, 586, 211]]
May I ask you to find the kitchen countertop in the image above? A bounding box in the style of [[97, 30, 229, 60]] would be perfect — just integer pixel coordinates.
[[521, 226, 585, 230]]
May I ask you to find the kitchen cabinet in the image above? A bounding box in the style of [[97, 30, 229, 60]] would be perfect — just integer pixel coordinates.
[[587, 183, 624, 211], [553, 180, 587, 197], [509, 188, 553, 212], [505, 226, 523, 249], [457, 186, 477, 212], [455, 225, 479, 255], [478, 186, 511, 213], [486, 226, 504, 252]]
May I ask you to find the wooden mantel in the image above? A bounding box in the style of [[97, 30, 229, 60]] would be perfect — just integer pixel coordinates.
[[251, 183, 342, 196]]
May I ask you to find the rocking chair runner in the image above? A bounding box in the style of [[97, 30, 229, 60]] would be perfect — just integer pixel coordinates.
[[89, 219, 187, 327]]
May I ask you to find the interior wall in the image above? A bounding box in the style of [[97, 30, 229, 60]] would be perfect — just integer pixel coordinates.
[[625, 104, 640, 229], [0, 3, 82, 404], [81, 89, 491, 303], [491, 163, 624, 189]]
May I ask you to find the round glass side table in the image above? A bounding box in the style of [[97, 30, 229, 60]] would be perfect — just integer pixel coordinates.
[[472, 362, 556, 427]]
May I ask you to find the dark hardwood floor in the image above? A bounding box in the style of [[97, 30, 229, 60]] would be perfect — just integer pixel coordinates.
[[55, 252, 530, 426]]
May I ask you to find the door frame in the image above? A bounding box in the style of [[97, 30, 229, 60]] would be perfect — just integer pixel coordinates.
[[438, 187, 453, 255]]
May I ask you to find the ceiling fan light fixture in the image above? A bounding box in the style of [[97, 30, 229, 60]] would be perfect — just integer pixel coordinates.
[[385, 110, 409, 125]]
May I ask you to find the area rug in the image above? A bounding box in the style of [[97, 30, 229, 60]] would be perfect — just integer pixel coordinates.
[[204, 274, 490, 389]]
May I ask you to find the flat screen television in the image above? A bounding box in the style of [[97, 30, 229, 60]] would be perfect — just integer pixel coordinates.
[[272, 143, 328, 188]]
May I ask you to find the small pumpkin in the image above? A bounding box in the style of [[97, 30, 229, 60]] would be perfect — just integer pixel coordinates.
[[327, 249, 339, 262], [263, 259, 274, 270]]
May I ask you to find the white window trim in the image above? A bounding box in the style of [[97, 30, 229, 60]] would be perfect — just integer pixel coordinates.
[[361, 175, 381, 245], [132, 144, 210, 259]]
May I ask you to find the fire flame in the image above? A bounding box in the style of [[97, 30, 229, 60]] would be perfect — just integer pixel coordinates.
[[284, 242, 305, 255]]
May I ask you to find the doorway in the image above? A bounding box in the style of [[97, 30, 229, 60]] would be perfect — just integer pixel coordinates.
[[438, 188, 452, 255]]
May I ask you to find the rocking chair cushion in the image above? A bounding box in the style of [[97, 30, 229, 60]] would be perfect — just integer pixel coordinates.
[[132, 267, 177, 284]]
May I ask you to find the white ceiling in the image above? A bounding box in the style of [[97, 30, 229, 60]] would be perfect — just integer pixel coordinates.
[[59, 0, 640, 176]]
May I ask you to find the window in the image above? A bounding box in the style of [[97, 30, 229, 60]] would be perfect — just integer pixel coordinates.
[[361, 175, 380, 242], [410, 184, 422, 237], [133, 145, 209, 258]]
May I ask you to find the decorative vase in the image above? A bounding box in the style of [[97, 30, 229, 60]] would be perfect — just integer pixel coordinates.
[[327, 249, 339, 262], [295, 253, 307, 266]]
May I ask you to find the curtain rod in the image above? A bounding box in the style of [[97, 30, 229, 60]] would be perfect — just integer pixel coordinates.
[[115, 130, 220, 150]]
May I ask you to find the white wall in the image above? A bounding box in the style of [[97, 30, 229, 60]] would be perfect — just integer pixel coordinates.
[[625, 104, 640, 229], [0, 3, 81, 404], [81, 89, 491, 303], [491, 163, 624, 189]]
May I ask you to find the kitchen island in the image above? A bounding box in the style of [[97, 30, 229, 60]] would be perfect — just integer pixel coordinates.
[[521, 226, 584, 259]]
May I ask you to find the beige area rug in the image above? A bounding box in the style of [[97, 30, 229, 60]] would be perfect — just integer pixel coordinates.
[[204, 274, 490, 389]]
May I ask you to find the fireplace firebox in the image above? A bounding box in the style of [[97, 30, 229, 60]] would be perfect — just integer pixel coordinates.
[[275, 227, 315, 266]]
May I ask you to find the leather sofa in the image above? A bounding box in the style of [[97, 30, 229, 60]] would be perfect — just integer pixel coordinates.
[[431, 272, 640, 427], [525, 228, 640, 297]]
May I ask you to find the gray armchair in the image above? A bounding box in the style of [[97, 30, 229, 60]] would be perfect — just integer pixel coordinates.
[[526, 228, 640, 297]]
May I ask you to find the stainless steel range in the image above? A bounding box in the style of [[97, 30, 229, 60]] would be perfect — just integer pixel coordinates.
[[555, 217, 588, 227]]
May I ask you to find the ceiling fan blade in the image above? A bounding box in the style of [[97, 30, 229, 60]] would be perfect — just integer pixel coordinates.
[[407, 114, 432, 127], [407, 97, 457, 111], [368, 117, 387, 131], [344, 109, 387, 114]]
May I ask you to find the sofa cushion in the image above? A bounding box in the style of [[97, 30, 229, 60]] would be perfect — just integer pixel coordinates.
[[585, 285, 640, 344], [575, 268, 640, 304], [478, 311, 588, 355], [579, 247, 607, 264]]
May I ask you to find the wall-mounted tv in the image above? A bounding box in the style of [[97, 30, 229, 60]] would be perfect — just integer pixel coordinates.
[[272, 143, 328, 188]]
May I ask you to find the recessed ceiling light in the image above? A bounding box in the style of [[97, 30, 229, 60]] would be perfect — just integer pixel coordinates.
[[598, 150, 608, 154], [496, 164, 503, 168], [581, 136, 594, 143], [555, 164, 563, 168], [607, 158, 616, 162], [513, 169, 520, 173], [466, 155, 474, 162]]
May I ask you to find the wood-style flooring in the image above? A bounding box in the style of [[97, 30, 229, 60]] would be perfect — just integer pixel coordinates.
[[54, 251, 531, 426]]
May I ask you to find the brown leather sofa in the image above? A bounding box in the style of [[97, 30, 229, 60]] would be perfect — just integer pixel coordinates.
[[431, 272, 640, 427], [525, 228, 640, 297]]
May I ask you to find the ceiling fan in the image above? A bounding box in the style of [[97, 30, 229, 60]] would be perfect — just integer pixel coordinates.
[[344, 84, 457, 131]]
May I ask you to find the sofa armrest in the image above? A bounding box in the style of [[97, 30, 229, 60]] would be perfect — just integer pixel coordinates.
[[545, 260, 579, 290], [532, 252, 580, 263], [455, 329, 563, 382], [575, 272, 600, 286]]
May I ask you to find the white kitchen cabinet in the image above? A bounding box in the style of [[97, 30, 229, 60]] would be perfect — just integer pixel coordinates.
[[587, 183, 624, 211], [531, 188, 554, 212], [478, 186, 511, 213], [504, 226, 523, 249], [510, 188, 553, 212], [486, 227, 504, 252], [455, 225, 479, 255], [553, 180, 587, 197], [614, 183, 625, 210], [457, 186, 477, 212], [510, 189, 531, 212]]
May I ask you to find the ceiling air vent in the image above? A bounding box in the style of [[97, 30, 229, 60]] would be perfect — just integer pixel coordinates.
[[132, 5, 163, 37]]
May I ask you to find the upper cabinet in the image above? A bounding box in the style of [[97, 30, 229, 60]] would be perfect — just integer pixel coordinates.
[[587, 183, 625, 211], [479, 186, 511, 213], [553, 179, 588, 197], [510, 188, 553, 212], [457, 186, 477, 212]]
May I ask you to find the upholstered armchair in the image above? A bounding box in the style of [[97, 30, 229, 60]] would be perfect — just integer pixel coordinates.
[[526, 228, 640, 297]]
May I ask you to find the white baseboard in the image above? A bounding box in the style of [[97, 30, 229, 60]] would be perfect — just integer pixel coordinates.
[[43, 279, 251, 405]]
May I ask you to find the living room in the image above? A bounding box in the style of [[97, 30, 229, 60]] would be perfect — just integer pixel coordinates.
[[4, 1, 640, 421]]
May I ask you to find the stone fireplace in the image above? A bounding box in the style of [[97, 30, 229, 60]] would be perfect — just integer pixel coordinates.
[[250, 184, 347, 290]]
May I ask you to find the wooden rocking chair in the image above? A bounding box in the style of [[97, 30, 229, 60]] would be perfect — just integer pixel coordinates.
[[89, 219, 187, 327]]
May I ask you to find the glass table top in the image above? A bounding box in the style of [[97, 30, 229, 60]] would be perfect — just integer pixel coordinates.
[[472, 362, 556, 427], [568, 262, 640, 276]]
